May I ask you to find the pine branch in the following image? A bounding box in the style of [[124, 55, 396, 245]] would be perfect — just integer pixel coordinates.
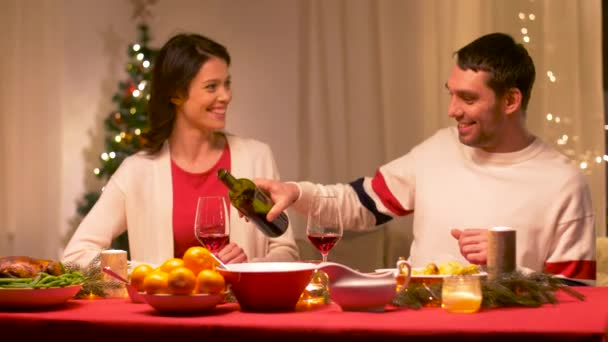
[[64, 253, 123, 298], [393, 271, 585, 310]]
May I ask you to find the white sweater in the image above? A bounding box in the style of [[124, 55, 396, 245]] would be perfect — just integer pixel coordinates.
[[63, 134, 300, 266], [295, 127, 596, 284]]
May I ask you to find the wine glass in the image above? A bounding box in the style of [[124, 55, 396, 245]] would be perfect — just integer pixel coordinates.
[[194, 196, 230, 255], [306, 194, 343, 263]]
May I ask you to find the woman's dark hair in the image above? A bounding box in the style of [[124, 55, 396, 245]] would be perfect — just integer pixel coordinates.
[[455, 32, 535, 111], [142, 33, 231, 153]]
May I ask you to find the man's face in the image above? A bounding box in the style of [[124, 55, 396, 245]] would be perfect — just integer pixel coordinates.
[[445, 64, 509, 152]]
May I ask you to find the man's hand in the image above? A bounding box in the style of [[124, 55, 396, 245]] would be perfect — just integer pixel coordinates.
[[217, 242, 248, 264], [254, 178, 300, 221], [451, 228, 488, 265]]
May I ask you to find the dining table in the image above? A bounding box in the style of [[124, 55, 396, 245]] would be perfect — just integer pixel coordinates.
[[0, 286, 606, 342]]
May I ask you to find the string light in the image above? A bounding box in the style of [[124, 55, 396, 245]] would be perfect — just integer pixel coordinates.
[[519, 9, 604, 172], [93, 168, 100, 175], [133, 44, 141, 52], [134, 128, 141, 135], [143, 60, 151, 68], [101, 153, 109, 161], [114, 135, 122, 143]]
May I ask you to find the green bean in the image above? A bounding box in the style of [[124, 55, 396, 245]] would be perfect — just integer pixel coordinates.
[[0, 278, 32, 284], [0, 282, 33, 288], [37, 275, 59, 285]]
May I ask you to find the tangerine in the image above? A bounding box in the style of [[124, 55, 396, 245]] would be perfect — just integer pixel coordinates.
[[183, 246, 215, 275], [130, 263, 154, 292], [168, 267, 197, 295], [159, 258, 185, 273], [195, 269, 225, 294], [143, 270, 169, 294]]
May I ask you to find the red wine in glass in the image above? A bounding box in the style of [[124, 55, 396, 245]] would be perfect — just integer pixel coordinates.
[[307, 233, 341, 255], [306, 194, 343, 262], [194, 196, 230, 255], [197, 232, 230, 254]]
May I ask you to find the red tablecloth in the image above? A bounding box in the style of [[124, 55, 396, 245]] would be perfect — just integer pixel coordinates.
[[0, 287, 606, 342]]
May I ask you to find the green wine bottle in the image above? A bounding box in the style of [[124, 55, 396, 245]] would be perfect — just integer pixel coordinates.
[[217, 168, 289, 237]]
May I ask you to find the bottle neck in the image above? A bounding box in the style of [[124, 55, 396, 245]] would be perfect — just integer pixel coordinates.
[[218, 168, 239, 190]]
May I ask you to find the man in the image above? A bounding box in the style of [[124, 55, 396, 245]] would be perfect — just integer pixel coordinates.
[[256, 32, 596, 285]]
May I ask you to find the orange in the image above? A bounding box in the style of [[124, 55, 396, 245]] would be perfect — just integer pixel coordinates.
[[159, 258, 185, 273], [130, 264, 155, 292], [195, 269, 225, 294], [143, 270, 169, 295], [182, 246, 215, 275], [167, 267, 197, 295]]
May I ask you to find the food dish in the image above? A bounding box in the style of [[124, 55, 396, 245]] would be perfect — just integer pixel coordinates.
[[140, 292, 225, 313], [374, 268, 487, 279], [0, 285, 81, 308]]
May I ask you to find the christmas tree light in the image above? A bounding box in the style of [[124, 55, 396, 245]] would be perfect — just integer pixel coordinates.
[[74, 23, 158, 219]]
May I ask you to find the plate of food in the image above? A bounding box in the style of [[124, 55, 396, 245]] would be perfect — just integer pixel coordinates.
[[0, 285, 82, 308], [140, 292, 225, 313], [0, 256, 86, 308], [375, 261, 487, 279]]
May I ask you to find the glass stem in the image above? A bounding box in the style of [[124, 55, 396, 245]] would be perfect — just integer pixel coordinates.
[[322, 253, 328, 263]]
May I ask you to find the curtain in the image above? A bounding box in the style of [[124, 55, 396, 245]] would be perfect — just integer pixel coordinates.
[[0, 0, 65, 259]]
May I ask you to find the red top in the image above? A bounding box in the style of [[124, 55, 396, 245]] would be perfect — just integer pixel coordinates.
[[171, 143, 231, 258]]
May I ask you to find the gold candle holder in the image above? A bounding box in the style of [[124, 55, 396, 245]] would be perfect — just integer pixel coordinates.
[[296, 260, 330, 310]]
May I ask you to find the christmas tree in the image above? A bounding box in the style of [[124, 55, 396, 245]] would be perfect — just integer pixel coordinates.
[[70, 23, 159, 253]]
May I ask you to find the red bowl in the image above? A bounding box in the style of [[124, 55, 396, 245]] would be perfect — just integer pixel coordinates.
[[217, 262, 316, 312]]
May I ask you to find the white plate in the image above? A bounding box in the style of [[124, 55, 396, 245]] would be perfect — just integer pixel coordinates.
[[0, 285, 81, 308], [141, 292, 225, 313], [374, 268, 487, 278]]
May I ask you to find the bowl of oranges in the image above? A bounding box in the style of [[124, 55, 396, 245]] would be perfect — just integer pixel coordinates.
[[129, 246, 227, 313]]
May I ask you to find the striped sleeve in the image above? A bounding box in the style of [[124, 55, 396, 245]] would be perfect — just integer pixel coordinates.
[[543, 214, 596, 286], [348, 170, 413, 226]]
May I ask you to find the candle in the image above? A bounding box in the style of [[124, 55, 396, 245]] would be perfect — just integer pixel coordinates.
[[441, 275, 482, 313], [487, 227, 517, 280], [101, 249, 128, 298]]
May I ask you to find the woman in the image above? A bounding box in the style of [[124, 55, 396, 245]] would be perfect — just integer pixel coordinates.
[[63, 33, 299, 267]]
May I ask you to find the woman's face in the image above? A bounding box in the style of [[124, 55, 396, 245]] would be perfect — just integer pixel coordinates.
[[174, 57, 232, 133]]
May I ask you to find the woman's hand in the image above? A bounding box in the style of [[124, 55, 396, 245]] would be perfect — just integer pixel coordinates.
[[217, 242, 248, 264], [451, 228, 488, 265]]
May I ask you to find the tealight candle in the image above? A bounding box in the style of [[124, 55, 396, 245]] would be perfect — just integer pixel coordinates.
[[441, 275, 482, 313]]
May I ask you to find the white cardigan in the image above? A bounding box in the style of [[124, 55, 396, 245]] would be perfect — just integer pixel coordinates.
[[63, 134, 300, 266]]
